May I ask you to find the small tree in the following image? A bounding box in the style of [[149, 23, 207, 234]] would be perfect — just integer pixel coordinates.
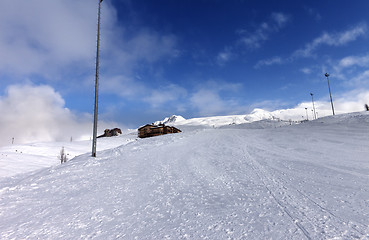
[[60, 147, 67, 164]]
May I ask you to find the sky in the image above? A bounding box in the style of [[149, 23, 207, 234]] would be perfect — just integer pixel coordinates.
[[1, 0, 369, 145]]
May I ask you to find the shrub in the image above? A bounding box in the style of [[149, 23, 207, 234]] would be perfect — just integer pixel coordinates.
[[60, 147, 68, 164]]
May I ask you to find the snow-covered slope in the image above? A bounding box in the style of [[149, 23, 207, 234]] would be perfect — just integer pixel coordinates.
[[0, 112, 368, 239], [0, 130, 137, 178]]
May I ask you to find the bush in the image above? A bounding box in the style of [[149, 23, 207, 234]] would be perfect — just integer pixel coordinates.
[[60, 147, 68, 164]]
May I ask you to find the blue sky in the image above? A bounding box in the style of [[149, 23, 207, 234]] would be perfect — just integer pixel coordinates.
[[1, 0, 369, 136]]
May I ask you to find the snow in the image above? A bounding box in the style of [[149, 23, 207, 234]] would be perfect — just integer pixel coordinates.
[[154, 115, 186, 125], [0, 112, 368, 239], [156, 109, 296, 128], [0, 130, 137, 178]]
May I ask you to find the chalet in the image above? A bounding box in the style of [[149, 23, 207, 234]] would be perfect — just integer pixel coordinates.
[[97, 128, 122, 138], [138, 124, 181, 138]]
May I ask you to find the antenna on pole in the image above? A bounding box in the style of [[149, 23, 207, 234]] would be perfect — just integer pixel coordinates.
[[92, 0, 103, 157]]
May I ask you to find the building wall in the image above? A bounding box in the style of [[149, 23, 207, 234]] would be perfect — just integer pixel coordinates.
[[138, 125, 181, 138]]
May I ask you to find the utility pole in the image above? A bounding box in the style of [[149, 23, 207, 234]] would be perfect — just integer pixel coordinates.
[[325, 73, 335, 116], [310, 93, 317, 120], [92, 0, 103, 157]]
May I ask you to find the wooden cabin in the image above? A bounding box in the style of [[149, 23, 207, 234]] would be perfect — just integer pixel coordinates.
[[97, 128, 122, 138], [138, 124, 181, 138]]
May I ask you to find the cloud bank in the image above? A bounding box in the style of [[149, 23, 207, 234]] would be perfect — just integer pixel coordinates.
[[0, 0, 108, 77], [0, 84, 117, 147], [264, 90, 369, 121]]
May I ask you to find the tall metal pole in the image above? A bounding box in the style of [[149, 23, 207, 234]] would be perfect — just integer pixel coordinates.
[[92, 0, 103, 157], [310, 93, 317, 120], [325, 73, 335, 116], [305, 107, 309, 121]]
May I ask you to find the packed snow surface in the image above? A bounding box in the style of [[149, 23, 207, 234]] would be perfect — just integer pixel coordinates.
[[0, 112, 368, 239]]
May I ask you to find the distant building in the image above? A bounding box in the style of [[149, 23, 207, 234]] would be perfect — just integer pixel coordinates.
[[138, 124, 181, 138], [97, 128, 122, 138]]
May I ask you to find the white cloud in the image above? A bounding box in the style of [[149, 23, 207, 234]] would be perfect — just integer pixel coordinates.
[[304, 7, 322, 21], [101, 75, 145, 98], [0, 84, 117, 147], [256, 23, 368, 68], [239, 12, 290, 49], [188, 87, 369, 121], [217, 12, 289, 65], [338, 54, 369, 68], [301, 68, 312, 74], [190, 89, 230, 116], [216, 47, 233, 66], [345, 70, 369, 87], [326, 53, 369, 89], [271, 12, 289, 28], [334, 90, 369, 112], [255, 90, 369, 121], [0, 0, 179, 89], [101, 75, 188, 110], [126, 31, 178, 63], [189, 81, 245, 116], [143, 84, 187, 108], [0, 0, 106, 77], [254, 57, 283, 68], [293, 23, 367, 58], [240, 27, 269, 49]]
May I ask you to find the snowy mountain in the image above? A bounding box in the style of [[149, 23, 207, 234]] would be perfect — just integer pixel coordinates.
[[155, 108, 282, 128], [244, 108, 275, 121], [154, 115, 186, 125], [0, 112, 368, 239]]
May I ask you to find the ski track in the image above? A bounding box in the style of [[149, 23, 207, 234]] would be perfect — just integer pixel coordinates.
[[237, 137, 366, 239], [0, 123, 368, 239], [235, 126, 369, 239]]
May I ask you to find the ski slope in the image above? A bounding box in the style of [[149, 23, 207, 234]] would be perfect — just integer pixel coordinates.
[[0, 130, 137, 178], [0, 112, 368, 239]]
